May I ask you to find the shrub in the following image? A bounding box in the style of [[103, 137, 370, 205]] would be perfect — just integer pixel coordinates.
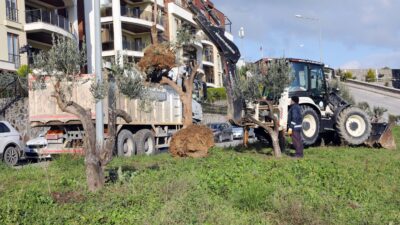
[[341, 71, 354, 81], [365, 69, 376, 82], [206, 87, 227, 103], [16, 65, 32, 78], [329, 79, 355, 105]]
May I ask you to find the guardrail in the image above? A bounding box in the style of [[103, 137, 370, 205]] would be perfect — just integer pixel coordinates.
[[345, 79, 400, 95]]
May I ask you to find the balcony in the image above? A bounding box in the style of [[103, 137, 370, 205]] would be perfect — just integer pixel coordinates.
[[120, 7, 164, 32], [25, 9, 74, 43], [123, 40, 146, 52], [6, 7, 19, 23]]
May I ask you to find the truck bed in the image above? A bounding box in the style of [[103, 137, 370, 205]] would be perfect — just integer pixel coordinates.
[[29, 75, 183, 127]]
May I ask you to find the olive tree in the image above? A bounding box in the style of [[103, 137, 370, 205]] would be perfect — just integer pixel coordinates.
[[236, 59, 291, 157], [32, 36, 146, 191]]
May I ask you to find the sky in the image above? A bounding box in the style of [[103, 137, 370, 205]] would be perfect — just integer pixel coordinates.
[[212, 0, 400, 69]]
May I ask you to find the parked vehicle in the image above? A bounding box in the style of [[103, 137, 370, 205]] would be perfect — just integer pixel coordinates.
[[0, 121, 23, 166], [207, 122, 233, 143], [232, 126, 255, 139], [29, 74, 203, 157], [24, 134, 51, 159]]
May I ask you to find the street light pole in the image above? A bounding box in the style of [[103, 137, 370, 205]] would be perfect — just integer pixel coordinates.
[[295, 14, 322, 62], [238, 27, 245, 60], [94, 0, 104, 151]]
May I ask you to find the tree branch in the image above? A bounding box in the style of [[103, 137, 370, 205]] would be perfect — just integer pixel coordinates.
[[160, 76, 184, 96]]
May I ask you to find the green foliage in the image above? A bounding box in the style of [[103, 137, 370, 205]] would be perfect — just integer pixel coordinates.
[[1, 129, 399, 224], [263, 59, 292, 101], [206, 88, 227, 103], [16, 65, 32, 78], [329, 79, 355, 105], [31, 35, 87, 93], [357, 102, 388, 122], [0, 71, 27, 98], [175, 22, 197, 47], [341, 71, 354, 81], [365, 69, 376, 82], [389, 114, 400, 124], [235, 59, 291, 103]]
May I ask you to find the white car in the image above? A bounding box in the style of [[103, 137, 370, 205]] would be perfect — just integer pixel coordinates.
[[24, 134, 51, 159], [0, 121, 24, 166]]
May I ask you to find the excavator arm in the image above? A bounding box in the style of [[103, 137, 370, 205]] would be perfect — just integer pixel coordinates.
[[186, 0, 243, 122]]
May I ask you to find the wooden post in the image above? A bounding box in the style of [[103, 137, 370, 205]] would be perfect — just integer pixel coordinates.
[[243, 126, 249, 147]]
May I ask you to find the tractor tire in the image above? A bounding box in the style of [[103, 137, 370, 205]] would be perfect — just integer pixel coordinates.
[[3, 145, 19, 166], [117, 129, 136, 157], [135, 129, 157, 156], [301, 106, 320, 146], [336, 107, 371, 145]]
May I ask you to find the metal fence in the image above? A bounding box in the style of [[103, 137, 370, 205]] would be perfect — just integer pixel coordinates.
[[122, 40, 147, 52], [6, 7, 18, 22]]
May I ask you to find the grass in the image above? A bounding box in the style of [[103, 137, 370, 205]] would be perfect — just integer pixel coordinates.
[[0, 128, 399, 224]]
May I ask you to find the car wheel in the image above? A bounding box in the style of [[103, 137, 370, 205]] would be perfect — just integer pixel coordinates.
[[4, 145, 19, 166]]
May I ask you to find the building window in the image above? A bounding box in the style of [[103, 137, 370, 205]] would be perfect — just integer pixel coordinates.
[[7, 33, 20, 68], [6, 0, 18, 22]]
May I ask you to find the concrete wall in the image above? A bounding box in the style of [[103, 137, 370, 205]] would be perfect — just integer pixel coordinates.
[[201, 113, 227, 124]]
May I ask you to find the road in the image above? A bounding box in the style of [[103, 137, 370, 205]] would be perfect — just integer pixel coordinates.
[[346, 84, 400, 116]]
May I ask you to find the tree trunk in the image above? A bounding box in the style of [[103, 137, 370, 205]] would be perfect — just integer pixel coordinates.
[[244, 114, 282, 158], [182, 93, 193, 128], [270, 132, 281, 158], [85, 157, 104, 192], [53, 82, 105, 192]]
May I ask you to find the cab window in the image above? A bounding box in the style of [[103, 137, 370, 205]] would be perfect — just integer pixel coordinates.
[[310, 65, 325, 95], [289, 62, 308, 92]]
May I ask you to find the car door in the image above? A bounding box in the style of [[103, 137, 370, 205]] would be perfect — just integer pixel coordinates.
[[0, 122, 11, 153]]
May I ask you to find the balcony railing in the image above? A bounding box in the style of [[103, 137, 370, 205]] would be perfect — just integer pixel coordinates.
[[6, 7, 19, 22], [26, 9, 71, 32], [122, 40, 146, 52], [8, 54, 20, 69], [203, 54, 213, 63], [120, 7, 164, 26]]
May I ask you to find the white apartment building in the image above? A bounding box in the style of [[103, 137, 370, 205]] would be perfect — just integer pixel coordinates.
[[0, 0, 79, 72]]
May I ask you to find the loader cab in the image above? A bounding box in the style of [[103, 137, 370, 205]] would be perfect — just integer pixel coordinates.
[[288, 59, 328, 109]]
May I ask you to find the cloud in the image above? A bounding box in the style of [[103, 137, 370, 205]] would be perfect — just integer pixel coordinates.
[[212, 0, 400, 67], [341, 60, 362, 69]]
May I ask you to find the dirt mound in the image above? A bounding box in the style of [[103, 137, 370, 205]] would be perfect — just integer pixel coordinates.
[[169, 125, 214, 158], [51, 191, 85, 204], [138, 43, 175, 72]]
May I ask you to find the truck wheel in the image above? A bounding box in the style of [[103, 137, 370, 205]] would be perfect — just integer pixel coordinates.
[[3, 145, 19, 166], [336, 107, 371, 145], [135, 129, 157, 156], [117, 130, 136, 157], [301, 106, 320, 146]]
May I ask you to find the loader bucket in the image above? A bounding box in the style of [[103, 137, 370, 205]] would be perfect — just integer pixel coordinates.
[[365, 122, 397, 150]]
